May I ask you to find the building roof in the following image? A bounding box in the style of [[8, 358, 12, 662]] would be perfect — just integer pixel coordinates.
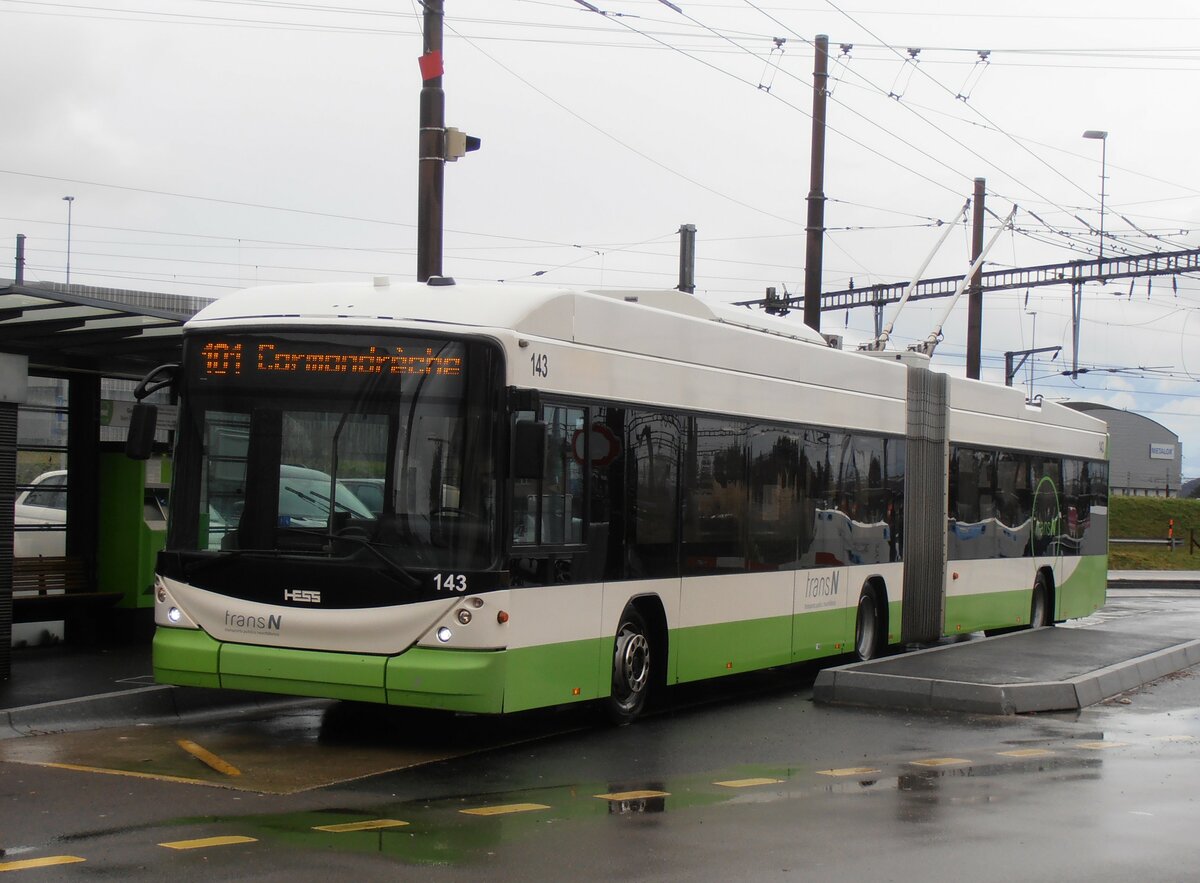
[[0, 280, 210, 378], [1063, 401, 1180, 441]]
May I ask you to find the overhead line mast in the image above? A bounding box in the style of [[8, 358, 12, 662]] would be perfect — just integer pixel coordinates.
[[416, 1, 480, 283]]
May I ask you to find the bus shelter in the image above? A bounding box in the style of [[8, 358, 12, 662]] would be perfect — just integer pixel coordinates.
[[0, 280, 193, 681]]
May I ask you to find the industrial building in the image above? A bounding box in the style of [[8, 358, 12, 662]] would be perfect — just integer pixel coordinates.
[[1064, 401, 1182, 497]]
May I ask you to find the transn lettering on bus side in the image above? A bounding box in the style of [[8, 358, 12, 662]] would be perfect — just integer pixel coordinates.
[[803, 572, 840, 602]]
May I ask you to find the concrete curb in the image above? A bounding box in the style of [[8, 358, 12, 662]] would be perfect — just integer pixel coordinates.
[[0, 685, 320, 740], [1109, 579, 1200, 590], [813, 637, 1200, 715]]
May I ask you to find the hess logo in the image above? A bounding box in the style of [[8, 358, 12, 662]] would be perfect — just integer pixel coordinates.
[[284, 589, 321, 604]]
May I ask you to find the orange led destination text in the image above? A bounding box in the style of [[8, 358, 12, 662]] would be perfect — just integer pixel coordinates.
[[201, 342, 462, 377]]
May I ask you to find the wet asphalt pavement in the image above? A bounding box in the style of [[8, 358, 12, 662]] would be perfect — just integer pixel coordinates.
[[2, 587, 1199, 880]]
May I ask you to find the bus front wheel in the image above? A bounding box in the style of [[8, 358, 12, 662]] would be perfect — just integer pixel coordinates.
[[604, 606, 651, 725]]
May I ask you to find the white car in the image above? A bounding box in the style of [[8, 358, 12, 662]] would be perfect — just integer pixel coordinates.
[[15, 469, 67, 558]]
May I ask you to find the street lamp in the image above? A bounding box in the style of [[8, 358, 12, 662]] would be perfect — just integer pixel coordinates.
[[61, 195, 75, 286], [1082, 130, 1107, 273]]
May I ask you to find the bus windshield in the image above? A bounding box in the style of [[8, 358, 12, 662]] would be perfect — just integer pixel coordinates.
[[168, 331, 502, 573]]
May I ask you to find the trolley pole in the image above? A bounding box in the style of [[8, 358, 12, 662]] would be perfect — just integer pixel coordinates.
[[965, 177, 985, 379], [677, 223, 696, 294], [417, 0, 446, 282], [803, 34, 830, 334]]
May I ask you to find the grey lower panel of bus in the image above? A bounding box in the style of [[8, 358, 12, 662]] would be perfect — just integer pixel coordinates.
[[901, 365, 948, 644]]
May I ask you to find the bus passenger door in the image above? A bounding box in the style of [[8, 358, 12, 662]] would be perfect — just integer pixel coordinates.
[[505, 403, 603, 711]]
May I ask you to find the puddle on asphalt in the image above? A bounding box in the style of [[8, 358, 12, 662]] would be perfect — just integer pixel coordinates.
[[84, 748, 1135, 866], [0, 703, 590, 794]]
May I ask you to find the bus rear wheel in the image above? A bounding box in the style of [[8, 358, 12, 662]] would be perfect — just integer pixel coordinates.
[[604, 606, 651, 725], [1029, 572, 1051, 629], [854, 587, 883, 662]]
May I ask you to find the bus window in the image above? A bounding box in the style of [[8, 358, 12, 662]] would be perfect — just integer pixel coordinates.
[[626, 411, 681, 579], [683, 417, 748, 575], [511, 405, 585, 546]]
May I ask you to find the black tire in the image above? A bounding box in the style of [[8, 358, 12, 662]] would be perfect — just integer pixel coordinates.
[[604, 606, 652, 725], [854, 587, 883, 662], [1029, 572, 1051, 629]]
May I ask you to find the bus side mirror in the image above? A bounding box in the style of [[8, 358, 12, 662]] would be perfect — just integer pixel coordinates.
[[126, 402, 158, 461], [512, 421, 546, 480], [126, 362, 178, 461]]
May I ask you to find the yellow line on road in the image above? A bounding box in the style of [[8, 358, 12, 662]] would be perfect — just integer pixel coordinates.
[[0, 856, 86, 872], [594, 790, 670, 801], [460, 803, 550, 817], [176, 739, 242, 777], [998, 749, 1055, 758], [313, 819, 410, 833], [816, 767, 881, 777], [1077, 741, 1128, 750], [159, 836, 257, 851], [910, 758, 971, 767], [21, 761, 217, 788], [713, 778, 784, 788]]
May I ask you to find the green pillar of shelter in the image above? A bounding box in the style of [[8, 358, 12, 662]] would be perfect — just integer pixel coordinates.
[[97, 451, 170, 614]]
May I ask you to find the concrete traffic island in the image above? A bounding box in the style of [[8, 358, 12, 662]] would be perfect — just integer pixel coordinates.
[[813, 627, 1200, 715]]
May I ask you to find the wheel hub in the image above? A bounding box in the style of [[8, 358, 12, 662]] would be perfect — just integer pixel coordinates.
[[617, 630, 649, 694]]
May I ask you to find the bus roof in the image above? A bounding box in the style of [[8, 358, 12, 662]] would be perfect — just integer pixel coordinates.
[[187, 278, 832, 347]]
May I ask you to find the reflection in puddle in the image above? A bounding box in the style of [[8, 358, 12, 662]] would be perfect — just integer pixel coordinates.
[[57, 742, 1135, 866]]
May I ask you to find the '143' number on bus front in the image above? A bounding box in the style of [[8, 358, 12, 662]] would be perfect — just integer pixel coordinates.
[[435, 573, 467, 592], [530, 353, 549, 378]]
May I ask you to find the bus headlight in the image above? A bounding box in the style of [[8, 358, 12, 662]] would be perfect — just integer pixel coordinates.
[[167, 607, 182, 624], [437, 627, 453, 643], [456, 609, 472, 625]]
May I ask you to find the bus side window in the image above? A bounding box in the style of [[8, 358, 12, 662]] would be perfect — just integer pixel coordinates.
[[512, 410, 539, 545], [511, 405, 585, 547]]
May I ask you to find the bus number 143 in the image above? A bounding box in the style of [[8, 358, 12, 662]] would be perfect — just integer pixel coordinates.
[[434, 573, 468, 592]]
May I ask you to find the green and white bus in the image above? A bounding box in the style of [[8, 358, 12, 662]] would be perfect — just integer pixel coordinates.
[[141, 278, 1109, 723]]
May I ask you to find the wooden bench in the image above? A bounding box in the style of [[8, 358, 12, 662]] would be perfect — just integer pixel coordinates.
[[12, 556, 123, 623]]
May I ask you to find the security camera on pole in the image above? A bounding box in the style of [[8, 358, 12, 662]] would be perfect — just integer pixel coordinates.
[[416, 1, 481, 283]]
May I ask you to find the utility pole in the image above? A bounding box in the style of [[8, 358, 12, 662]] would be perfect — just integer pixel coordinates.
[[417, 1, 446, 283], [14, 234, 25, 285], [1070, 276, 1083, 378], [677, 224, 696, 293], [965, 177, 985, 379], [803, 34, 829, 334]]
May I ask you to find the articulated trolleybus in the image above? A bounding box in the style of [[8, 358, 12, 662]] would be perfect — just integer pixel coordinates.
[[137, 277, 1109, 723]]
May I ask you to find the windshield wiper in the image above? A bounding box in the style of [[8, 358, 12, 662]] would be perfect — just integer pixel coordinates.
[[277, 526, 420, 588]]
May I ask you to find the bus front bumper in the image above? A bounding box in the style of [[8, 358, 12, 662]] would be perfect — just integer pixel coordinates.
[[152, 627, 507, 714]]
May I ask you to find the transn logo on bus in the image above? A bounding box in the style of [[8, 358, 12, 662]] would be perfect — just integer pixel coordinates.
[[284, 590, 322, 603]]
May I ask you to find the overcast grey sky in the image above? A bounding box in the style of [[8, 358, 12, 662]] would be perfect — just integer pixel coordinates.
[[3, 0, 1200, 475]]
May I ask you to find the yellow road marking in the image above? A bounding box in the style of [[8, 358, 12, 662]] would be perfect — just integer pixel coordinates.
[[816, 767, 881, 777], [713, 778, 784, 788], [20, 761, 218, 788], [1156, 735, 1198, 743], [998, 749, 1055, 758], [594, 790, 670, 801], [911, 757, 971, 767], [460, 803, 550, 817], [313, 819, 410, 833], [176, 739, 242, 777], [159, 836, 257, 851], [1077, 741, 1128, 750], [0, 856, 86, 872]]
